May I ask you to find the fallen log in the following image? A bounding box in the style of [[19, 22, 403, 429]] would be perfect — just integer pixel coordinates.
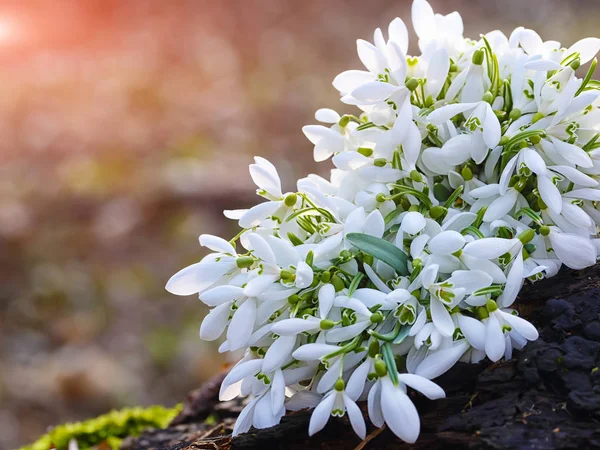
[[122, 265, 600, 449]]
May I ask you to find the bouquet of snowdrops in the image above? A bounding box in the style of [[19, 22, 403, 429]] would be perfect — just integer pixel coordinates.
[[167, 0, 600, 443]]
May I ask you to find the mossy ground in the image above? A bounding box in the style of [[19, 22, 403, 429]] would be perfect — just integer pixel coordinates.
[[20, 405, 181, 450]]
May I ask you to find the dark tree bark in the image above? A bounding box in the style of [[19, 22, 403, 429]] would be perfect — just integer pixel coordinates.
[[122, 266, 600, 450]]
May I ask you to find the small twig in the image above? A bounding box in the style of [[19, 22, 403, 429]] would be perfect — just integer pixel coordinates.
[[353, 425, 386, 450]]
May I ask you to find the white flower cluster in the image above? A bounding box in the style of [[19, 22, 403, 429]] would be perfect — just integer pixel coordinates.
[[166, 0, 600, 443]]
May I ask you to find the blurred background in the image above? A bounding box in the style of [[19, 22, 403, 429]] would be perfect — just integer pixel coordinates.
[[1, 0, 600, 447]]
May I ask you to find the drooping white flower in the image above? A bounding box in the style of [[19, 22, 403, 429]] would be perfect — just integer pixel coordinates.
[[167, 0, 600, 443]]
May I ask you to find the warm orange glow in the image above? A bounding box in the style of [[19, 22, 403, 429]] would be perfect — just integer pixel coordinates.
[[0, 18, 18, 44]]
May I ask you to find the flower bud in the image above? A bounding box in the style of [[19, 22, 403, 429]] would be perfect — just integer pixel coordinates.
[[539, 225, 550, 236], [320, 271, 331, 283], [509, 109, 522, 121], [280, 269, 295, 282], [320, 319, 335, 330], [410, 170, 423, 182], [518, 229, 535, 244], [569, 58, 581, 70], [331, 275, 345, 292], [405, 77, 419, 91], [482, 91, 494, 104], [370, 311, 384, 323], [284, 193, 298, 207], [334, 378, 345, 392], [430, 205, 447, 220], [374, 360, 388, 377], [236, 256, 254, 269], [288, 294, 300, 305], [477, 306, 489, 320], [486, 299, 498, 312], [375, 193, 387, 203], [472, 49, 485, 65], [338, 115, 351, 127], [368, 340, 380, 358], [461, 166, 473, 181], [532, 112, 544, 124], [358, 147, 373, 157]]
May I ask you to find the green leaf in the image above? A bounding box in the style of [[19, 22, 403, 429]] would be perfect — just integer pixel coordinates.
[[346, 233, 408, 275]]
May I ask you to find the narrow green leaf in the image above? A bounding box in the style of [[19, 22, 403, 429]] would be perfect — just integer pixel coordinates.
[[392, 325, 412, 345], [346, 233, 409, 275]]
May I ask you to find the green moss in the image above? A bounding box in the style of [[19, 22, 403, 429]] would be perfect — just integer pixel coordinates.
[[20, 405, 182, 450]]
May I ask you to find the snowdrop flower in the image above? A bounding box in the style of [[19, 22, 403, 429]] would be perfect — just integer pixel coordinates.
[[368, 374, 445, 443], [309, 379, 366, 439], [167, 0, 600, 443]]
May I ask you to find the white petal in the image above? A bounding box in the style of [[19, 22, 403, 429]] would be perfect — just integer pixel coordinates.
[[397, 373, 445, 399], [549, 166, 598, 187], [364, 210, 385, 238], [523, 149, 547, 176], [563, 188, 600, 201], [250, 161, 282, 198], [262, 335, 297, 373], [441, 135, 474, 166], [227, 297, 257, 351], [295, 261, 314, 289], [315, 108, 341, 124], [498, 251, 524, 308], [387, 40, 407, 82], [549, 231, 597, 270], [485, 315, 505, 362], [308, 392, 335, 436], [388, 17, 409, 54], [457, 315, 485, 350], [430, 298, 454, 337], [244, 274, 279, 297], [357, 39, 387, 74], [428, 231, 465, 255], [199, 234, 236, 255], [239, 202, 281, 228], [346, 359, 370, 401], [368, 381, 384, 427], [220, 359, 263, 401], [166, 261, 233, 296], [461, 254, 506, 283], [199, 302, 231, 341], [538, 176, 562, 214], [415, 340, 469, 379], [332, 70, 375, 94], [427, 102, 477, 125], [326, 321, 370, 343], [271, 318, 318, 336], [200, 285, 244, 306], [247, 233, 277, 266], [463, 238, 519, 260], [482, 103, 501, 149], [401, 211, 426, 235], [420, 264, 439, 289], [449, 270, 493, 294], [550, 137, 593, 168], [286, 391, 322, 411], [568, 37, 600, 64], [292, 343, 340, 361], [344, 394, 367, 439], [381, 378, 420, 443], [500, 311, 539, 340], [351, 81, 401, 103], [426, 47, 450, 99], [483, 189, 518, 221], [412, 0, 436, 40], [318, 284, 336, 319]]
